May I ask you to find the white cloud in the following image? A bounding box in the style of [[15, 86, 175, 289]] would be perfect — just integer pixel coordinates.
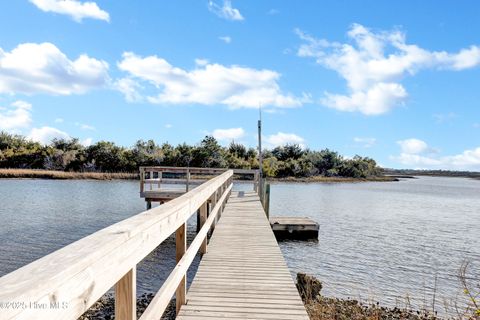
[[397, 138, 429, 154], [354, 137, 376, 148], [28, 126, 70, 144], [81, 137, 93, 146], [394, 147, 480, 171], [54, 118, 64, 123], [393, 138, 480, 170], [219, 36, 232, 44], [74, 122, 95, 130], [117, 52, 305, 109], [0, 42, 109, 95], [0, 100, 32, 131], [208, 0, 244, 21], [267, 9, 279, 15], [29, 0, 110, 22], [195, 58, 209, 66], [79, 123, 95, 130], [265, 132, 305, 147], [212, 127, 245, 141], [296, 24, 480, 115], [114, 78, 142, 102], [165, 124, 173, 129]]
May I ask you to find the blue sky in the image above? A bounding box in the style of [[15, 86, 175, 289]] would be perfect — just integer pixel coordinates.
[[1, 1, 480, 170]]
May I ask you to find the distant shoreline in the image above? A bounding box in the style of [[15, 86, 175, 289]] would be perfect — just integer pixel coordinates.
[[0, 169, 400, 182], [4, 168, 478, 183]]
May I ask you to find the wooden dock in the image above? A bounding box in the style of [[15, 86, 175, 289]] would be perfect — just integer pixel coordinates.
[[177, 191, 309, 319], [270, 217, 319, 240], [0, 168, 308, 320]]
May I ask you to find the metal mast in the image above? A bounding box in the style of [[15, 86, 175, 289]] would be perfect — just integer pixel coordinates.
[[258, 105, 263, 200]]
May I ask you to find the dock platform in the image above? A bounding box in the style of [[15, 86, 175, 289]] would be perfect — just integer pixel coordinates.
[[270, 217, 319, 240], [177, 191, 309, 319]]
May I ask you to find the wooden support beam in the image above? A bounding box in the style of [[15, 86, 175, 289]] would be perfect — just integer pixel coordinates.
[[186, 170, 191, 192], [115, 267, 136, 320], [199, 202, 208, 254], [210, 192, 217, 233], [140, 167, 144, 194], [176, 222, 187, 314], [264, 183, 271, 218], [149, 171, 153, 190]]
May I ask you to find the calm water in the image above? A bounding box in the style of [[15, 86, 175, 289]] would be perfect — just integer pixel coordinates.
[[271, 177, 480, 312], [0, 177, 479, 313]]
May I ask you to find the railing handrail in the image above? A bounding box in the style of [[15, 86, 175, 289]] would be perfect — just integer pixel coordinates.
[[0, 170, 234, 320], [139, 166, 258, 175]]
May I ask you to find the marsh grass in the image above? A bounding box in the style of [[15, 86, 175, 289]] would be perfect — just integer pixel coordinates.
[[0, 169, 137, 180]]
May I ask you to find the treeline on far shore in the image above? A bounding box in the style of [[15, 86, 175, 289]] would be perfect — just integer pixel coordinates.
[[0, 131, 384, 179]]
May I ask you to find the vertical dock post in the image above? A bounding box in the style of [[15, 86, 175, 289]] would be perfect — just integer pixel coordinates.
[[158, 171, 162, 189], [149, 171, 153, 190], [140, 167, 144, 195], [264, 183, 270, 218], [200, 201, 208, 253], [176, 222, 187, 313], [253, 171, 259, 193], [186, 169, 191, 192], [115, 267, 136, 320], [146, 201, 152, 210], [196, 209, 201, 233]]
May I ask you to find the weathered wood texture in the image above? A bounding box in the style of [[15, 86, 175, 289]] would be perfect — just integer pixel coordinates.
[[115, 267, 136, 320], [177, 191, 309, 320]]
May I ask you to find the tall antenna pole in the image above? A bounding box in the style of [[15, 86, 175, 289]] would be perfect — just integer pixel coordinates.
[[258, 104, 263, 201], [258, 104, 263, 178]]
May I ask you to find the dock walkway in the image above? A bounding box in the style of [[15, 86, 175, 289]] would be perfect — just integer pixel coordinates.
[[0, 169, 308, 320], [177, 191, 309, 319]]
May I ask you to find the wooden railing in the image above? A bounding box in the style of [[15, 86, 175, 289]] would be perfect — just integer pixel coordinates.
[[140, 166, 259, 194], [0, 170, 234, 320]]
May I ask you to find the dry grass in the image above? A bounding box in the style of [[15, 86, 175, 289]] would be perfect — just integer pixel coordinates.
[[0, 169, 137, 180]]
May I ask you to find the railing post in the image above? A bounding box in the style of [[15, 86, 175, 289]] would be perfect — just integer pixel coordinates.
[[176, 222, 187, 314], [253, 171, 259, 193], [140, 167, 144, 194], [264, 183, 270, 218], [186, 169, 191, 192], [149, 171, 153, 190], [200, 201, 208, 254], [115, 267, 136, 320], [210, 192, 217, 232], [158, 171, 162, 189]]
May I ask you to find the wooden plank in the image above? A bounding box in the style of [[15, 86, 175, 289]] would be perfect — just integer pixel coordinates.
[[115, 267, 136, 320], [177, 191, 308, 320]]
